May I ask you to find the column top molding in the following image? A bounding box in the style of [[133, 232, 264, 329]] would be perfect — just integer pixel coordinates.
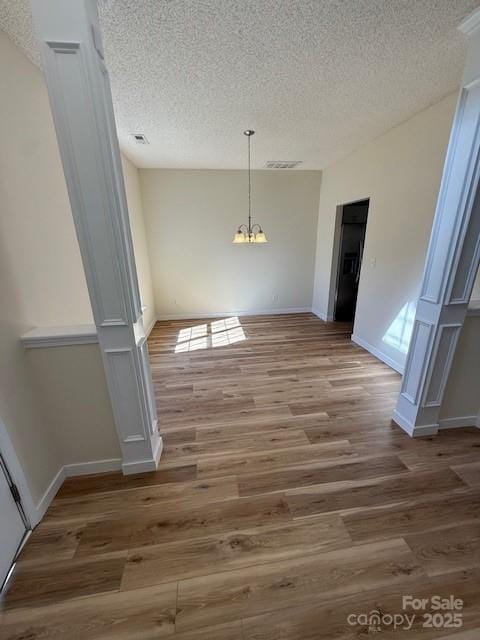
[[458, 7, 480, 37]]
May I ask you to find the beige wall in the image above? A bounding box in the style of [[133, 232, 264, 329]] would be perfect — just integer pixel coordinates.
[[122, 154, 156, 331], [440, 314, 480, 422], [140, 169, 321, 317], [26, 345, 120, 466], [0, 33, 92, 328], [0, 33, 80, 504], [312, 92, 458, 372], [0, 35, 155, 506]]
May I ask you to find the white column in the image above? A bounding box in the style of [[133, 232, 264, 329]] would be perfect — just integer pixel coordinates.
[[30, 0, 162, 472], [394, 8, 480, 436]]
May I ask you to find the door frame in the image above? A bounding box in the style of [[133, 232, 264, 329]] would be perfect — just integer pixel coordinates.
[[0, 417, 34, 531], [327, 198, 370, 323]]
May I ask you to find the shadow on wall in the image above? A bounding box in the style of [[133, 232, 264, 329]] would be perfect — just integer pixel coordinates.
[[175, 316, 246, 353], [382, 301, 417, 355]]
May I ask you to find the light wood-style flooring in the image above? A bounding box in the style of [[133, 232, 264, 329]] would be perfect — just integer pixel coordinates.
[[2, 313, 480, 639]]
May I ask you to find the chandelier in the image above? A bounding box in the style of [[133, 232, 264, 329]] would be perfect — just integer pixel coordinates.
[[232, 130, 268, 244]]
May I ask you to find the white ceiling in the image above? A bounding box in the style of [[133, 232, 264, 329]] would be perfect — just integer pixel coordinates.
[[1, 0, 479, 169]]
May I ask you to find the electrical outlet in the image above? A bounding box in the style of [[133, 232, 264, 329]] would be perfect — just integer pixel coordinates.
[[370, 257, 377, 268], [272, 293, 279, 302]]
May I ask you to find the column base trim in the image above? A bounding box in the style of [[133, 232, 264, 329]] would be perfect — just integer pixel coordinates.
[[121, 435, 163, 475], [392, 409, 439, 437]]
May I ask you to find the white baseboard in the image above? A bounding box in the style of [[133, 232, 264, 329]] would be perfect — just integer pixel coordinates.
[[33, 466, 65, 526], [311, 307, 334, 322], [157, 307, 312, 321], [145, 315, 157, 337], [33, 457, 121, 526], [64, 458, 122, 477], [351, 334, 405, 374], [438, 416, 480, 430]]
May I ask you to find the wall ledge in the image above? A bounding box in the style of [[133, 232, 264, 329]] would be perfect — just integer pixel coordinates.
[[21, 324, 98, 348], [21, 314, 158, 349]]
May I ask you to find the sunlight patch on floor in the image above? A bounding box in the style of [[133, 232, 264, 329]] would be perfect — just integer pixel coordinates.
[[175, 317, 246, 353]]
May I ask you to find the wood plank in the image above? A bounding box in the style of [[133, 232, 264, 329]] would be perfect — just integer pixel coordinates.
[[343, 489, 480, 542], [44, 476, 238, 524], [56, 464, 197, 499], [2, 552, 126, 611], [76, 494, 292, 556], [176, 538, 424, 632], [0, 582, 177, 639], [16, 521, 85, 565], [405, 521, 480, 576], [238, 454, 407, 496], [241, 568, 480, 640], [121, 515, 351, 589], [452, 461, 480, 487], [161, 429, 309, 463], [197, 440, 356, 479], [286, 467, 466, 517]]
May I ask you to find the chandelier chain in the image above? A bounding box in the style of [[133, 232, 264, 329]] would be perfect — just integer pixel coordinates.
[[248, 133, 251, 233]]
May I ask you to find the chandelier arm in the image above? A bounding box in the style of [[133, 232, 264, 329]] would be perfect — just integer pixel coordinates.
[[251, 223, 262, 233], [237, 223, 249, 233]]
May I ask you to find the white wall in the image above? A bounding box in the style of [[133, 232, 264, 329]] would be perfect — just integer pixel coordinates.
[[140, 169, 322, 317], [312, 92, 458, 372]]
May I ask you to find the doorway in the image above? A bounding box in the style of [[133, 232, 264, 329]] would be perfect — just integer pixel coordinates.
[[334, 199, 369, 322]]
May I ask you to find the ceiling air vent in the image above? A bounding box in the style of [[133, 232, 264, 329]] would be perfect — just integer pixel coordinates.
[[132, 133, 149, 144], [264, 160, 302, 169]]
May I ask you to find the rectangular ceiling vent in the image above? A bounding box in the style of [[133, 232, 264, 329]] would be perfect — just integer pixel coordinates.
[[264, 160, 302, 169], [132, 133, 149, 144]]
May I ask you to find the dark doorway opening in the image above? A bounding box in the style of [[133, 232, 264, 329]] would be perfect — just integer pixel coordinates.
[[334, 199, 369, 322]]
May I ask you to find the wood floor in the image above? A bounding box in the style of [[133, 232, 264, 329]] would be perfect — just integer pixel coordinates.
[[2, 313, 480, 639]]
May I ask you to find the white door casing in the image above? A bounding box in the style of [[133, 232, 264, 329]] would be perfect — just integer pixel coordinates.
[[0, 455, 28, 590]]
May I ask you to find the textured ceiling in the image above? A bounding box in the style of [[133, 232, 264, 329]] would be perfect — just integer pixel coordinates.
[[1, 0, 479, 169]]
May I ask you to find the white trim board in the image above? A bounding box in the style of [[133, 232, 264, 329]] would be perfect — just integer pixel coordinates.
[[34, 457, 122, 526], [34, 467, 65, 526], [438, 416, 480, 429], [0, 417, 37, 528], [311, 307, 334, 322], [467, 300, 480, 316], [21, 315, 158, 348], [351, 334, 405, 374], [64, 458, 122, 477], [145, 315, 157, 337], [157, 307, 312, 321], [21, 325, 98, 349]]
